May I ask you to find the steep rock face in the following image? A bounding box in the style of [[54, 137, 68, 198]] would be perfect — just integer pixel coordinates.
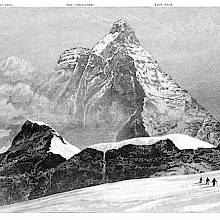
[[105, 139, 181, 182], [0, 120, 80, 176], [2, 138, 220, 205], [24, 140, 220, 196], [38, 47, 91, 116], [104, 140, 220, 181], [39, 19, 220, 146], [29, 148, 104, 200]]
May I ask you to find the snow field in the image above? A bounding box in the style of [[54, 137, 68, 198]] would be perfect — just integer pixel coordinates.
[[1, 170, 220, 212]]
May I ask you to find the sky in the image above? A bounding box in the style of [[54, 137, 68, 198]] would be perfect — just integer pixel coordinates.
[[0, 7, 220, 118]]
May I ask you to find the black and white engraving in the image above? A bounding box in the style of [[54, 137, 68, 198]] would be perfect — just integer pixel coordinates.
[[0, 7, 220, 212]]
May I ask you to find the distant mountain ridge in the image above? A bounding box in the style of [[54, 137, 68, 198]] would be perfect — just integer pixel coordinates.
[[37, 19, 220, 147]]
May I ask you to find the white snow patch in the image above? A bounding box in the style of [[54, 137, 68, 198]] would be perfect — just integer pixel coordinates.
[[92, 32, 119, 55], [90, 133, 216, 153], [50, 136, 80, 160], [0, 145, 11, 154], [180, 202, 220, 212]]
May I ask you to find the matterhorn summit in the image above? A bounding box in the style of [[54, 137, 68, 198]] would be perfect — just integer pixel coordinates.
[[38, 19, 220, 147], [92, 19, 140, 56]]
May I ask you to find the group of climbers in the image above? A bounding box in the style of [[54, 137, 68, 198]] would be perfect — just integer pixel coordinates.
[[199, 177, 218, 187]]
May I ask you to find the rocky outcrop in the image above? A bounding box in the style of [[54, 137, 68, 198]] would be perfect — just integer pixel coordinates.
[[0, 120, 80, 205], [1, 135, 220, 206], [57, 47, 91, 70], [21, 140, 220, 200], [0, 120, 79, 176]]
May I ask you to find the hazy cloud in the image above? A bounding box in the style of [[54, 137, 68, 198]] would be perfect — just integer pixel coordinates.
[[0, 56, 35, 83]]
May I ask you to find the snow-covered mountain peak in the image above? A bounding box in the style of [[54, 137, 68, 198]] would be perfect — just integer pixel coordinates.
[[110, 19, 130, 32], [110, 19, 139, 43], [43, 20, 220, 147], [92, 20, 140, 56], [10, 120, 80, 159], [110, 19, 134, 35]]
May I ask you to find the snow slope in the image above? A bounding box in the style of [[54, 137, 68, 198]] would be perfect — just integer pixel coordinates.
[[50, 135, 80, 160], [92, 32, 119, 55], [89, 133, 216, 153], [1, 170, 220, 212]]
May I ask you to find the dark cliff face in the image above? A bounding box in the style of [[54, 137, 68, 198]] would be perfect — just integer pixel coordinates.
[[1, 135, 220, 205], [26, 141, 220, 201], [29, 148, 104, 199], [10, 120, 53, 152], [0, 120, 66, 177], [105, 139, 180, 182], [36, 19, 220, 147], [116, 111, 149, 141]]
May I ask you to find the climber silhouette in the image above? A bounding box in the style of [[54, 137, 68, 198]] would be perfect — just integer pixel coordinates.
[[212, 178, 218, 187], [206, 177, 210, 185], [199, 177, 202, 184]]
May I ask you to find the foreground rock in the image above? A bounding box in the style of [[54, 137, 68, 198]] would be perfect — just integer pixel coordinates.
[[1, 132, 220, 206], [0, 120, 81, 205], [2, 170, 220, 213]]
